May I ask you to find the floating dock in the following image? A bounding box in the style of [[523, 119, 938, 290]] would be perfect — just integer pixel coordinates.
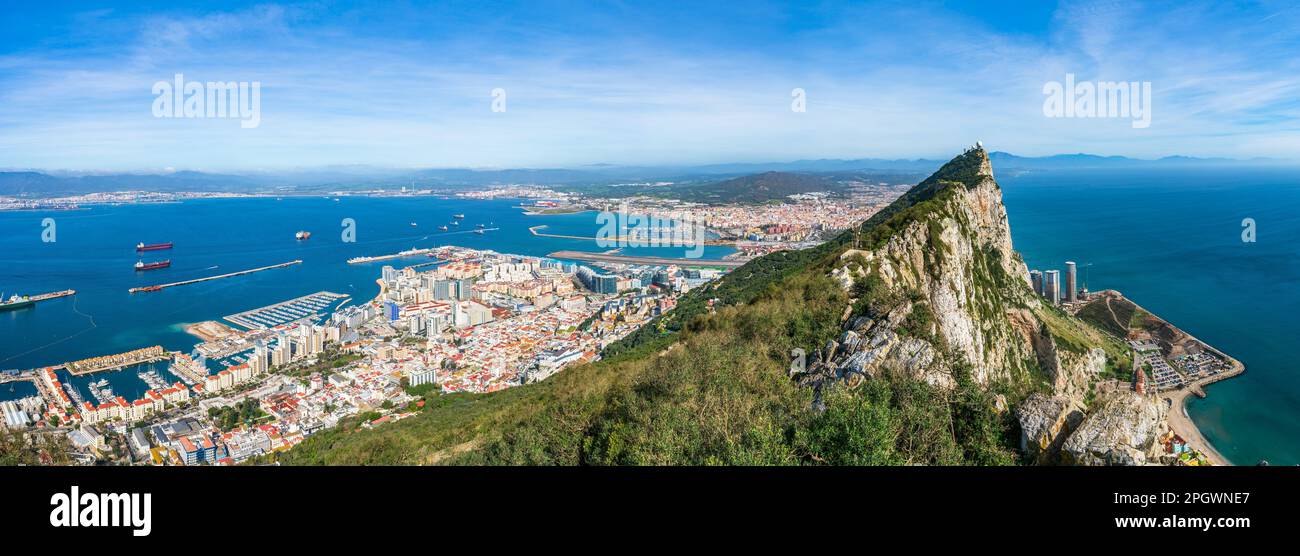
[[129, 261, 302, 293]]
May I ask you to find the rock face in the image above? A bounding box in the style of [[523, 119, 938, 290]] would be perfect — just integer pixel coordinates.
[[1060, 390, 1168, 466], [823, 146, 1044, 390], [1017, 393, 1085, 464], [812, 146, 1168, 466]]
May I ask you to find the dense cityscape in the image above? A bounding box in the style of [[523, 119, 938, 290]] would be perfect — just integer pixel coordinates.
[[1, 177, 905, 465]]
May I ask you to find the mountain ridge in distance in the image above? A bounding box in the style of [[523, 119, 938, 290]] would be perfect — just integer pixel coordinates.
[[1, 151, 1289, 198]]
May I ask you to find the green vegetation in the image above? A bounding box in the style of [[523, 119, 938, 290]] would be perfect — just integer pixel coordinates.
[[274, 267, 1018, 465], [208, 399, 266, 431], [283, 348, 362, 377], [0, 427, 72, 465], [1076, 296, 1137, 338]]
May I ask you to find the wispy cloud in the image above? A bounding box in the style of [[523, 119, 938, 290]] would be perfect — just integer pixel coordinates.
[[1, 0, 1298, 171]]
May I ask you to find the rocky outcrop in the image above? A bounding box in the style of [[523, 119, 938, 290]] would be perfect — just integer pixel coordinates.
[[1017, 393, 1085, 464], [824, 146, 1042, 390], [816, 146, 1170, 466], [1060, 390, 1168, 466]]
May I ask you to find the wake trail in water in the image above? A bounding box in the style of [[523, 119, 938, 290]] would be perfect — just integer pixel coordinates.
[[0, 296, 98, 365]]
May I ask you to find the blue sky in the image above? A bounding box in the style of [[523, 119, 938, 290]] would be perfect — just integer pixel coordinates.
[[1, 0, 1298, 171]]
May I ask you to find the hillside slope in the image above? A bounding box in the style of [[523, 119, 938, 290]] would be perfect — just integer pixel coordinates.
[[271, 146, 1160, 466]]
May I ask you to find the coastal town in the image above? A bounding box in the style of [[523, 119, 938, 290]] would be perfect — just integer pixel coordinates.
[[1, 245, 728, 465]]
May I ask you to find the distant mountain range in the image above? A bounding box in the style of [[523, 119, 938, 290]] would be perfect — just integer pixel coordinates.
[[0, 152, 1287, 198]]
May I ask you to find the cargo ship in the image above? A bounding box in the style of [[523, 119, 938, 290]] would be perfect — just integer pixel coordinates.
[[295, 231, 311, 240], [0, 294, 34, 312], [137, 241, 173, 251], [135, 260, 171, 271]]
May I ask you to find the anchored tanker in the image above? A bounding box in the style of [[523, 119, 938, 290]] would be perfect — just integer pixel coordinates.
[[135, 260, 171, 271], [136, 242, 173, 251], [0, 294, 34, 312]]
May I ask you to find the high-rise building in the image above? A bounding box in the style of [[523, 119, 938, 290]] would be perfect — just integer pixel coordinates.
[[381, 265, 399, 285], [455, 278, 474, 301], [433, 279, 452, 300], [577, 266, 619, 294], [384, 301, 400, 321], [1064, 261, 1077, 303], [1043, 270, 1061, 305], [1029, 270, 1043, 296]]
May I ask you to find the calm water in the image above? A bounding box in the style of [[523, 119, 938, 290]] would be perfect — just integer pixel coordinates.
[[1001, 166, 1300, 466], [0, 196, 733, 401]]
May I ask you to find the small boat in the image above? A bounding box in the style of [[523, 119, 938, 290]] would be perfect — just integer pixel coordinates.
[[296, 231, 311, 240], [474, 229, 486, 235], [451, 221, 459, 226], [410, 222, 418, 227], [476, 223, 486, 228], [438, 225, 449, 231], [453, 214, 465, 219]]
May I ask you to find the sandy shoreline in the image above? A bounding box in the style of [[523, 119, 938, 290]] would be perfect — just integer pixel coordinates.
[[1159, 355, 1245, 466], [1163, 389, 1231, 466]]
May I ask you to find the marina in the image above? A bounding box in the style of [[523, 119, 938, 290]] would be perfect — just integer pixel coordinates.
[[224, 291, 351, 330], [128, 260, 302, 293]]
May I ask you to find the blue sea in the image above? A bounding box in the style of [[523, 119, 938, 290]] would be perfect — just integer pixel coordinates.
[[0, 196, 733, 404], [1001, 166, 1300, 466]]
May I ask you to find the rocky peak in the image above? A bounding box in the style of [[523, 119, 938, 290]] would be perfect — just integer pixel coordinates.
[[810, 146, 1166, 465]]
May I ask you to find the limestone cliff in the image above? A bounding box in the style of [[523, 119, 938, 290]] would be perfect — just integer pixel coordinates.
[[806, 146, 1158, 465]]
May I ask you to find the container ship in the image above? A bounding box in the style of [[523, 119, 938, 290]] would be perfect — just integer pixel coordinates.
[[135, 260, 171, 271], [296, 231, 311, 240], [137, 241, 173, 252]]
